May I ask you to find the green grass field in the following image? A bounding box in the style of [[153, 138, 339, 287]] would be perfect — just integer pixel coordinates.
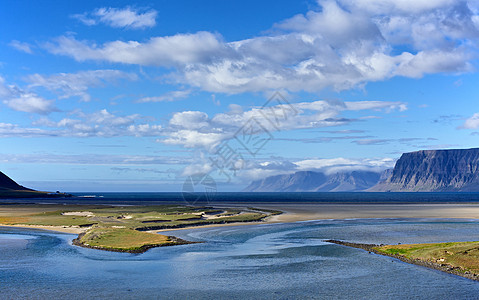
[[375, 241, 479, 274], [75, 227, 174, 252], [0, 204, 280, 253]]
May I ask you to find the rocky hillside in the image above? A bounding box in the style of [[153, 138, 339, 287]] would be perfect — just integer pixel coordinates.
[[243, 170, 381, 192], [370, 148, 479, 192]]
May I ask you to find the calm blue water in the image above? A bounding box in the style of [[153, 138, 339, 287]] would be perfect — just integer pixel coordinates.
[[2, 192, 479, 206], [2, 218, 479, 299]]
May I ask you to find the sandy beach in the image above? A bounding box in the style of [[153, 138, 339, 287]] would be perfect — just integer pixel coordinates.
[[0, 224, 86, 234], [254, 203, 479, 223]]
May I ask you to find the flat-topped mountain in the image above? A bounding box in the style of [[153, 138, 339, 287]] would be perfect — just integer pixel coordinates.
[[370, 148, 479, 192], [243, 170, 380, 192]]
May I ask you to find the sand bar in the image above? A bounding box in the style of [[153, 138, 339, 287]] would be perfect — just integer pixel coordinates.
[[254, 203, 479, 222], [151, 203, 479, 233]]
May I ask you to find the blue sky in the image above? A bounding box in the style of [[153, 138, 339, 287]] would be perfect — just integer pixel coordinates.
[[1, 0, 479, 192]]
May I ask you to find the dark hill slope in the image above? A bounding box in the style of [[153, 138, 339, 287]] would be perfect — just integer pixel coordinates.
[[0, 171, 31, 191]]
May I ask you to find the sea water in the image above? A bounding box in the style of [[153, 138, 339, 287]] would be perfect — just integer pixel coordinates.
[[4, 192, 479, 205], [2, 218, 479, 299]]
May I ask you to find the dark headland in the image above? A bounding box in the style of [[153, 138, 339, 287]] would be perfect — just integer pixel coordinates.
[[0, 171, 71, 198]]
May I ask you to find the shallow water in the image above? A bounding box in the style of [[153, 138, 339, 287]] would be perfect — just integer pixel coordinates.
[[2, 219, 479, 299]]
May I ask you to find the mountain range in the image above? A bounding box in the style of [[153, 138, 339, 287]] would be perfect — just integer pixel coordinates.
[[244, 148, 479, 192], [3, 147, 479, 194], [243, 170, 381, 192]]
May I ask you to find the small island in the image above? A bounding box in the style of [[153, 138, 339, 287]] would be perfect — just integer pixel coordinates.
[[327, 239, 479, 281], [0, 204, 282, 253]]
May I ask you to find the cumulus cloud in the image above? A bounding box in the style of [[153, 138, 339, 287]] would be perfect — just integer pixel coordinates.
[[72, 7, 157, 29], [4, 94, 56, 114], [461, 112, 479, 129], [46, 1, 479, 94], [25, 70, 137, 102], [0, 76, 57, 114], [161, 99, 406, 149]]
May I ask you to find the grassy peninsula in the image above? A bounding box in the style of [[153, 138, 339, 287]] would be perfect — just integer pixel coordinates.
[[327, 240, 479, 281], [0, 204, 281, 253]]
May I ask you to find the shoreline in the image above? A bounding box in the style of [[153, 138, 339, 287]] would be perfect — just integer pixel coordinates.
[[326, 239, 479, 282], [71, 231, 199, 253], [244, 203, 479, 223], [3, 203, 479, 235], [0, 224, 86, 234]]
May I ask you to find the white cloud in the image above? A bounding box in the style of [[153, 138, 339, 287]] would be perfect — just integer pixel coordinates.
[[4, 94, 56, 114], [127, 124, 163, 137], [137, 90, 191, 103], [339, 0, 456, 14], [0, 123, 54, 137], [47, 1, 479, 94], [28, 109, 162, 138], [72, 7, 157, 29], [45, 32, 226, 66], [169, 111, 210, 129], [163, 130, 227, 149], [0, 76, 57, 114], [25, 70, 137, 102], [461, 113, 479, 129], [344, 101, 408, 112], [9, 40, 33, 54], [161, 99, 406, 149], [231, 156, 396, 182], [80, 109, 139, 126], [294, 157, 396, 174]]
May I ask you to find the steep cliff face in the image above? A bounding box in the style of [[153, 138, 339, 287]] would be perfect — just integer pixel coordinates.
[[370, 148, 479, 192], [243, 170, 380, 192]]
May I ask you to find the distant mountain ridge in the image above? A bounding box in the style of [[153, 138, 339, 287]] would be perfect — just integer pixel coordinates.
[[243, 170, 381, 192], [370, 148, 479, 192], [244, 147, 479, 192]]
